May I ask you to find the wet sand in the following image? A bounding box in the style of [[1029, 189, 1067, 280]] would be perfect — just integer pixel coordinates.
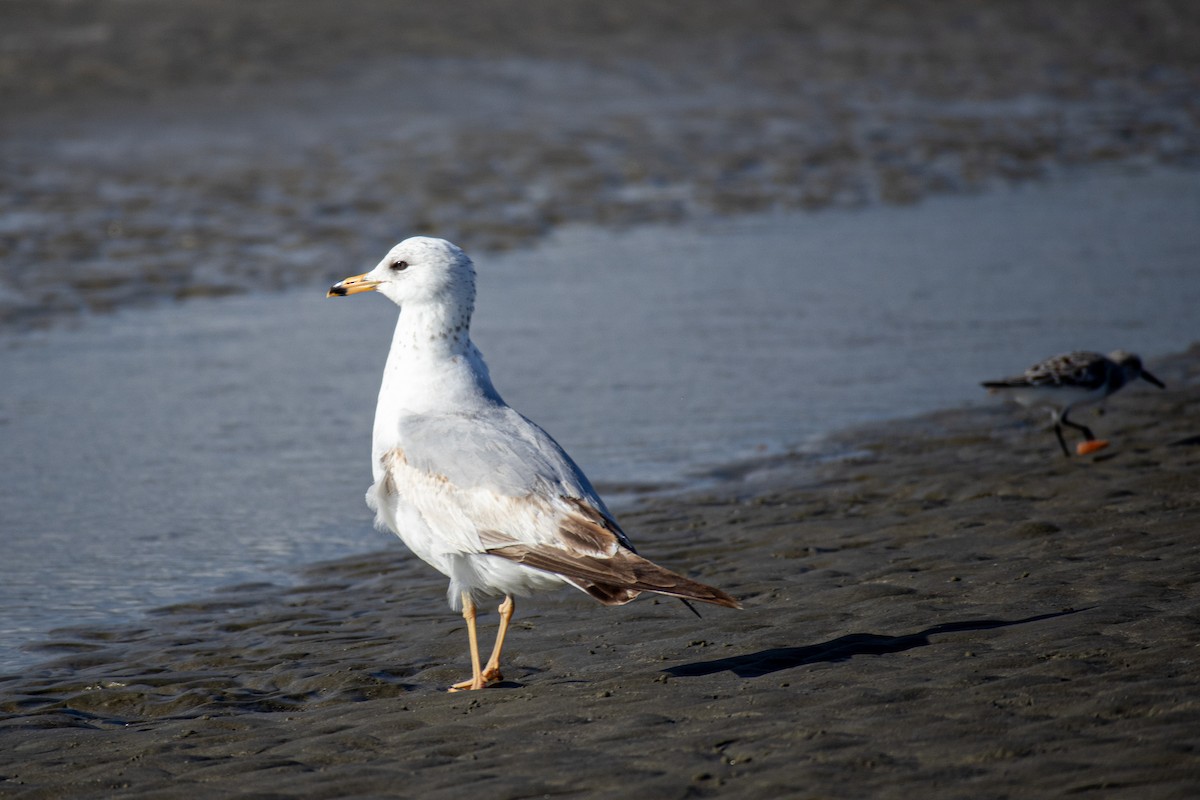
[[2, 346, 1198, 798]]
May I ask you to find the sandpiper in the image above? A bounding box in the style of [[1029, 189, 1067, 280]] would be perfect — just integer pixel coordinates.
[[982, 350, 1164, 457]]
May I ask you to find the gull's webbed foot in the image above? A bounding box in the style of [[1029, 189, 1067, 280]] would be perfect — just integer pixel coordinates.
[[448, 675, 489, 692]]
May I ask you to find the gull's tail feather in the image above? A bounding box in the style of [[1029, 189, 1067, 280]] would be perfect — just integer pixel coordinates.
[[486, 544, 741, 609]]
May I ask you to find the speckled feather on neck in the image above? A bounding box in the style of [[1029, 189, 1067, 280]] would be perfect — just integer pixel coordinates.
[[391, 284, 474, 354], [374, 262, 502, 444], [377, 303, 500, 416]]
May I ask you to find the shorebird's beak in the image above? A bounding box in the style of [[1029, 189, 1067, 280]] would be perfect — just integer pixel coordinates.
[[1142, 370, 1165, 389], [327, 273, 380, 297]]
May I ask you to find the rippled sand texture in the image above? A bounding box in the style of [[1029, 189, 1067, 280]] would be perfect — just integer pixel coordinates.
[[2, 347, 1198, 797], [3, 1, 1199, 324]]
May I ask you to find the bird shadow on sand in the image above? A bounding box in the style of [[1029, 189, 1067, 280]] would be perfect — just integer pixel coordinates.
[[664, 608, 1088, 679]]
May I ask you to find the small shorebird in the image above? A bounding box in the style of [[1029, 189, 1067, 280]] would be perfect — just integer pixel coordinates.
[[981, 350, 1165, 457], [328, 237, 739, 690]]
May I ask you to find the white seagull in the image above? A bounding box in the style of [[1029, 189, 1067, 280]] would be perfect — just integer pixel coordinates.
[[328, 237, 739, 690], [982, 350, 1164, 456]]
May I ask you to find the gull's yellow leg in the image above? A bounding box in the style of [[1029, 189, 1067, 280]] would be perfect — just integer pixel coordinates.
[[449, 592, 485, 692], [480, 595, 515, 684]]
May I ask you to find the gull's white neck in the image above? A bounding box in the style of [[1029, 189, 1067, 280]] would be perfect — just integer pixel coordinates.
[[387, 300, 472, 362], [372, 300, 501, 452]]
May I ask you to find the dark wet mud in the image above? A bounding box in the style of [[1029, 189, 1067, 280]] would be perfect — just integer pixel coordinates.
[[3, 0, 1199, 326], [2, 346, 1197, 798]]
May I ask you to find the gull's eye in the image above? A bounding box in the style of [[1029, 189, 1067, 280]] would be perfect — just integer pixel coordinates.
[[391, 260, 409, 271]]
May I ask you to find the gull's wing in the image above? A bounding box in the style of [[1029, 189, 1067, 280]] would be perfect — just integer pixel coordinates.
[[373, 405, 636, 553], [486, 539, 741, 608], [377, 406, 739, 609], [395, 406, 610, 511]]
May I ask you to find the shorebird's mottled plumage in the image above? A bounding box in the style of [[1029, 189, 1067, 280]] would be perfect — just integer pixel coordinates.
[[982, 350, 1164, 456], [328, 237, 739, 690]]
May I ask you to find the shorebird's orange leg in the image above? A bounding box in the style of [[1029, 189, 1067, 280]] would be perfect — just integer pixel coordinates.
[[449, 592, 485, 692], [480, 595, 515, 684]]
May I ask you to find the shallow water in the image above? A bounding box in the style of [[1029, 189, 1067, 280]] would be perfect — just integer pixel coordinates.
[[2, 167, 1199, 672]]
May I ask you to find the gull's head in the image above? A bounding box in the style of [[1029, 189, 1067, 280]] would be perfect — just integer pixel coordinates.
[[327, 237, 475, 312], [1109, 350, 1165, 389]]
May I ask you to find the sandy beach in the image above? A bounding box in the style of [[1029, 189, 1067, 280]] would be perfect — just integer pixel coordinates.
[[2, 345, 1198, 798]]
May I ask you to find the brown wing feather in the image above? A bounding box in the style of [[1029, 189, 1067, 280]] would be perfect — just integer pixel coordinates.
[[478, 498, 624, 557], [566, 580, 641, 606], [486, 543, 741, 609]]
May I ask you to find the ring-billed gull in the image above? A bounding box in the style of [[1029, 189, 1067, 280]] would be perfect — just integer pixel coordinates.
[[328, 237, 739, 690], [982, 350, 1164, 457]]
